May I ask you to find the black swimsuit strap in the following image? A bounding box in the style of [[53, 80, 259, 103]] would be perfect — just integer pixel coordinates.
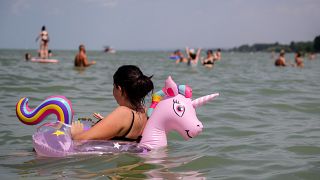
[[122, 111, 135, 137], [110, 111, 143, 142]]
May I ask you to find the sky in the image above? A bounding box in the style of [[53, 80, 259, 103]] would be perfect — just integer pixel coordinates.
[[0, 0, 319, 50]]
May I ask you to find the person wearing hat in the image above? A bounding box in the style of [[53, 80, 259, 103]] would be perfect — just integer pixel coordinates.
[[186, 47, 202, 66]]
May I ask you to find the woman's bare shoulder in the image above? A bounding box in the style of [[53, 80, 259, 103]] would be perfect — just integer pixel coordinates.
[[115, 106, 133, 112], [110, 106, 133, 119]]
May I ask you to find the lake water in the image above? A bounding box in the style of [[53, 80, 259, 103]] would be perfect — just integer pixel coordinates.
[[0, 49, 319, 179]]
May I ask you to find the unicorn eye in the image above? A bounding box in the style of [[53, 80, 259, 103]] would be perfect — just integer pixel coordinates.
[[173, 100, 185, 117]]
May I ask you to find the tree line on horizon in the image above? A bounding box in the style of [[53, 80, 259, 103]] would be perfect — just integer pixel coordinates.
[[230, 35, 320, 53]]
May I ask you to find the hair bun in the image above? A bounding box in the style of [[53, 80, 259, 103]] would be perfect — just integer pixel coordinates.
[[113, 65, 154, 111]]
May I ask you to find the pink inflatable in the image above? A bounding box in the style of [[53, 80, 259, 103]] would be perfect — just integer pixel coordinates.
[[140, 76, 219, 149], [16, 76, 219, 157]]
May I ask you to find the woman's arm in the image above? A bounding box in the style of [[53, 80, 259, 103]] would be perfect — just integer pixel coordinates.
[[185, 47, 191, 59], [194, 48, 202, 63], [71, 106, 132, 140]]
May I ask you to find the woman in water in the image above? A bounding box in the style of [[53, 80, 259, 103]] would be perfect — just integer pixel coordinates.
[[214, 48, 222, 61], [186, 47, 202, 66], [201, 49, 215, 68], [294, 52, 304, 68], [35, 26, 50, 59], [71, 65, 154, 142]]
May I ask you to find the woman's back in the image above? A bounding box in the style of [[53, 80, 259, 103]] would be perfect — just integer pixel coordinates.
[[109, 107, 147, 142]]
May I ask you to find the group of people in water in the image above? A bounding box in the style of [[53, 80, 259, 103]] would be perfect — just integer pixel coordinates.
[[170, 47, 222, 68], [27, 26, 150, 142], [68, 50, 316, 142], [24, 26, 52, 61], [274, 50, 316, 68], [23, 26, 152, 142], [24, 26, 95, 66], [26, 25, 317, 71], [35, 26, 50, 59], [21, 26, 318, 143]]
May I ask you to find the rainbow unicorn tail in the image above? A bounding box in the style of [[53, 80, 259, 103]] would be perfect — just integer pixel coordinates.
[[16, 96, 74, 125]]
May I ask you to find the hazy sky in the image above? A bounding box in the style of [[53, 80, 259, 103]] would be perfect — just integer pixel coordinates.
[[0, 0, 319, 50]]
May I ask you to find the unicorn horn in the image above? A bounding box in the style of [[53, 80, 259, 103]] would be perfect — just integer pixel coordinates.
[[192, 93, 219, 108]]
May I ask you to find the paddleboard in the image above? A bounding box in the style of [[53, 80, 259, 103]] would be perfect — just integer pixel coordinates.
[[30, 58, 59, 63]]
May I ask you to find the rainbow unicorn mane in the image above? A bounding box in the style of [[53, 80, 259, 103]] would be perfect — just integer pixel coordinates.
[[147, 84, 192, 117]]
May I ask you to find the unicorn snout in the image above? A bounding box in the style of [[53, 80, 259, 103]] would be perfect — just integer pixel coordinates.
[[197, 123, 203, 129], [195, 123, 203, 135], [186, 122, 203, 139]]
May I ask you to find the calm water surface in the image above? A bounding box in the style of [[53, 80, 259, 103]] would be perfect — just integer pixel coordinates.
[[0, 49, 320, 179]]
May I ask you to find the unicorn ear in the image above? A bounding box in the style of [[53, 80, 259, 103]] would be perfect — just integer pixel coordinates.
[[163, 76, 178, 97], [192, 93, 219, 108]]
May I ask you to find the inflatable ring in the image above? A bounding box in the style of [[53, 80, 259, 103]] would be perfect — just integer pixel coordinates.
[[16, 77, 219, 157]]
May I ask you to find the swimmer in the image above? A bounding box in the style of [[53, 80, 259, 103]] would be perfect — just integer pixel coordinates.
[[308, 52, 316, 60], [48, 50, 53, 57], [275, 51, 287, 66], [201, 49, 215, 68], [186, 47, 201, 66], [170, 49, 188, 64], [25, 53, 32, 61], [214, 48, 222, 61], [71, 65, 154, 142], [294, 52, 304, 68], [74, 44, 96, 67]]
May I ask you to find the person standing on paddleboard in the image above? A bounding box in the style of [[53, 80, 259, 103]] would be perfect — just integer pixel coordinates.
[[35, 26, 50, 59]]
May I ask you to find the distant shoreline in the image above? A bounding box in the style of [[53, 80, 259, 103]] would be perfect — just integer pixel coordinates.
[[1, 35, 319, 53], [230, 35, 320, 53]]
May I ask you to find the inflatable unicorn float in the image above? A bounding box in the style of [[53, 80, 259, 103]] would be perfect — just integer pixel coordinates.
[[16, 76, 219, 157]]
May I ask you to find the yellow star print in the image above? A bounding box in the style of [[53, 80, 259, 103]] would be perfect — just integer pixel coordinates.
[[52, 130, 65, 136]]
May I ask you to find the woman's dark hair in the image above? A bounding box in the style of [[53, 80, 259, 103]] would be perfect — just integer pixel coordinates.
[[25, 53, 31, 61], [113, 65, 154, 111], [296, 51, 301, 57], [207, 50, 213, 55], [41, 26, 46, 31], [189, 53, 196, 59]]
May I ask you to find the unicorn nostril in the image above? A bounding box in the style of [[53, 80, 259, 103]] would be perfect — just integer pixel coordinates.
[[197, 125, 200, 127]]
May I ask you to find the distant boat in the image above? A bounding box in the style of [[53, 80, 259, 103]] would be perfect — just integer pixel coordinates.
[[104, 46, 116, 54]]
